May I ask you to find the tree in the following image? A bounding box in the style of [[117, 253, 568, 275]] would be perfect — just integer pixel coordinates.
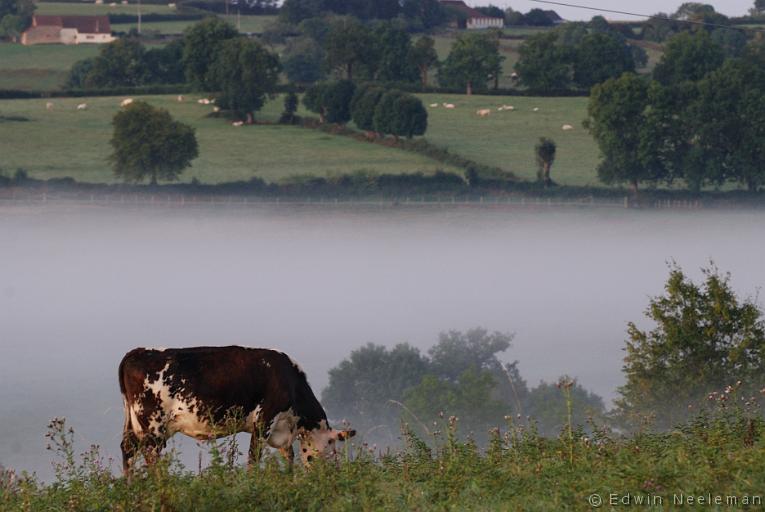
[[439, 32, 504, 95], [110, 102, 198, 185], [400, 0, 446, 30], [322, 343, 429, 438], [573, 32, 635, 89], [515, 32, 572, 92], [81, 38, 149, 88], [144, 39, 185, 85], [372, 21, 419, 83], [615, 264, 765, 430], [587, 73, 665, 194], [324, 16, 376, 80], [524, 8, 554, 26], [525, 377, 605, 437], [535, 137, 556, 186], [653, 30, 725, 85], [303, 80, 356, 124], [282, 36, 326, 84], [409, 36, 439, 88], [0, 0, 33, 40], [350, 84, 385, 136], [755, 0, 765, 15], [279, 90, 299, 124], [279, 0, 325, 24], [207, 38, 281, 124], [372, 90, 427, 139], [182, 17, 239, 90]]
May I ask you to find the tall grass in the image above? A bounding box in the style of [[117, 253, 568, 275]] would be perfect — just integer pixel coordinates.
[[2, 386, 764, 511]]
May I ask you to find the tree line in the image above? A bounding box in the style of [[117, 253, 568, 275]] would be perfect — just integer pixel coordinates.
[[587, 30, 765, 192], [321, 264, 765, 441]]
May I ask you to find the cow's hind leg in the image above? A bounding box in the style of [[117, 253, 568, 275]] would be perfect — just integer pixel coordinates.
[[121, 429, 140, 476], [279, 444, 294, 469], [141, 435, 167, 469], [248, 433, 265, 469]]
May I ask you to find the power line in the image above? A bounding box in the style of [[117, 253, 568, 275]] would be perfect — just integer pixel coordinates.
[[528, 0, 757, 32]]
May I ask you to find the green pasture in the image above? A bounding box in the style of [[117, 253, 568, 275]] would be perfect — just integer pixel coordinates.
[[0, 94, 459, 184], [35, 1, 176, 16], [418, 93, 599, 186], [112, 15, 276, 35], [0, 43, 100, 90]]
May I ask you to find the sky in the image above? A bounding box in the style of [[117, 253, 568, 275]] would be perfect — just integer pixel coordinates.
[[483, 1, 755, 21]]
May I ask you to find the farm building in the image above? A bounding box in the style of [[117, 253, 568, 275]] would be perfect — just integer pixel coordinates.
[[21, 15, 115, 45], [439, 0, 504, 29]]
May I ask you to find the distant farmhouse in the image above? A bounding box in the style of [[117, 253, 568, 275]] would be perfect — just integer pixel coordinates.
[[21, 15, 115, 45], [439, 0, 504, 29]]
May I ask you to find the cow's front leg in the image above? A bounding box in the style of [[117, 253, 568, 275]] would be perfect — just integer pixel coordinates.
[[279, 444, 294, 468], [248, 433, 264, 469], [121, 429, 140, 477]]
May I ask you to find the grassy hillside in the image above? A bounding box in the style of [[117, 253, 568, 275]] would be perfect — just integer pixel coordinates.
[[420, 94, 599, 186], [0, 95, 459, 184], [35, 1, 177, 16]]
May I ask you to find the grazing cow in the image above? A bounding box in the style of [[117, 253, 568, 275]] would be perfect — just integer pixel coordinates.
[[198, 98, 211, 105], [119, 346, 355, 475], [476, 109, 491, 117], [444, 103, 456, 109], [120, 98, 134, 107], [76, 103, 88, 110]]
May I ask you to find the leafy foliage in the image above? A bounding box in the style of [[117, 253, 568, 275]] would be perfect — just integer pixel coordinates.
[[372, 90, 427, 139], [110, 101, 198, 184], [439, 32, 504, 94], [182, 17, 239, 90], [409, 36, 439, 87], [282, 36, 326, 84], [303, 80, 356, 124], [350, 84, 385, 133], [208, 38, 281, 123], [616, 264, 765, 430], [515, 32, 572, 92], [653, 30, 725, 85], [324, 16, 376, 80]]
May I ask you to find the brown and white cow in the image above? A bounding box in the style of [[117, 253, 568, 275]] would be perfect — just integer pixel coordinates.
[[118, 346, 355, 474]]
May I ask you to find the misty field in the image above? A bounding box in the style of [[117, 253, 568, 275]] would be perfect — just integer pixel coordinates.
[[0, 93, 600, 185], [0, 95, 459, 184]]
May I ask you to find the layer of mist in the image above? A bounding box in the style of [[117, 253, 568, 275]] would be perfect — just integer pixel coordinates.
[[2, 203, 764, 480]]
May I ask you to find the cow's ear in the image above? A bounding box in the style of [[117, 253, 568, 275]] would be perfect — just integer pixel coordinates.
[[336, 429, 356, 441]]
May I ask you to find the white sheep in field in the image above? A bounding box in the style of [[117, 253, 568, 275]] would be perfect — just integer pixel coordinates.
[[476, 109, 491, 117], [76, 103, 88, 110], [213, 106, 221, 113], [120, 98, 134, 107], [45, 102, 54, 111], [562, 124, 574, 131], [232, 121, 244, 127], [444, 103, 456, 109], [497, 105, 515, 112], [198, 98, 211, 105], [533, 107, 540, 112], [429, 103, 439, 108], [177, 95, 184, 102]]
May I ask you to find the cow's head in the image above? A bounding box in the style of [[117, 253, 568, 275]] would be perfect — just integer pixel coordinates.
[[297, 422, 356, 466]]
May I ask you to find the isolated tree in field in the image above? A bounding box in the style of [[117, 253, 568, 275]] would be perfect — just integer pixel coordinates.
[[615, 264, 765, 430], [535, 137, 556, 186], [439, 32, 504, 94], [515, 32, 572, 92], [207, 38, 280, 124], [653, 30, 725, 85], [324, 17, 375, 80], [182, 18, 238, 90], [350, 84, 385, 137], [110, 102, 198, 185], [409, 36, 439, 87]]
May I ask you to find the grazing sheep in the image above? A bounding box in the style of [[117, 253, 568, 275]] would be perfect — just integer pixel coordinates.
[[120, 98, 134, 107], [177, 95, 184, 102], [213, 106, 221, 113], [232, 121, 244, 127], [45, 102, 54, 111], [533, 107, 540, 112], [562, 124, 574, 131], [476, 109, 491, 117], [198, 98, 211, 105], [429, 103, 439, 108], [510, 72, 519, 80], [444, 103, 456, 109], [76, 103, 88, 110], [497, 105, 515, 112]]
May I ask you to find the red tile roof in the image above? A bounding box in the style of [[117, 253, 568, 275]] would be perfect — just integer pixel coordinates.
[[32, 14, 111, 34]]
